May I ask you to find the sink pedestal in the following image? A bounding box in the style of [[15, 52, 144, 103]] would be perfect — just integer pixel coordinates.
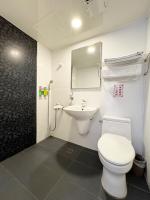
[[76, 119, 91, 135]]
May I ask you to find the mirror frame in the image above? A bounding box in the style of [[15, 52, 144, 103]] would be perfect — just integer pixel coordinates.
[[71, 42, 102, 89]]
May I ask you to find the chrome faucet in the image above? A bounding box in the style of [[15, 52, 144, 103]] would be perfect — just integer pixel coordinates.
[[69, 91, 74, 105], [81, 99, 87, 110]]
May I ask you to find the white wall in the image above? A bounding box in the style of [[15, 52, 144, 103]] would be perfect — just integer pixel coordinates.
[[144, 15, 150, 188], [51, 19, 147, 153], [37, 43, 52, 143]]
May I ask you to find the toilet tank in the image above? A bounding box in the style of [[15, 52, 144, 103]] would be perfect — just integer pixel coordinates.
[[102, 116, 132, 140]]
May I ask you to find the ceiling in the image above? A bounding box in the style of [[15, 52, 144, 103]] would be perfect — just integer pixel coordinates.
[[0, 0, 150, 50]]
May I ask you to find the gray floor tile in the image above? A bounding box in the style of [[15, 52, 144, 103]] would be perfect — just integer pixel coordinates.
[[126, 185, 150, 200], [96, 182, 150, 200], [63, 161, 105, 198], [95, 184, 150, 200], [127, 171, 150, 192], [19, 164, 62, 200], [38, 136, 66, 153], [2, 145, 50, 177], [76, 148, 102, 170], [43, 152, 73, 175], [23, 144, 50, 162], [2, 148, 62, 200], [56, 142, 82, 160], [45, 177, 101, 200], [39, 137, 82, 160], [4, 158, 62, 200], [0, 164, 13, 186], [1, 146, 55, 199], [0, 137, 149, 200], [1, 153, 30, 182], [0, 178, 37, 200]]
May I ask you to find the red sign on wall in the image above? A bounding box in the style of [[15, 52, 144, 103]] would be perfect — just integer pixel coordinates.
[[113, 84, 124, 97]]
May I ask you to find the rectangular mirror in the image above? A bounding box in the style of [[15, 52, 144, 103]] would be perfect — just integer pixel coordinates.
[[71, 42, 102, 89]]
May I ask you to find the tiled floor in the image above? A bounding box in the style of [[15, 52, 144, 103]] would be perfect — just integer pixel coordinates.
[[0, 136, 150, 200]]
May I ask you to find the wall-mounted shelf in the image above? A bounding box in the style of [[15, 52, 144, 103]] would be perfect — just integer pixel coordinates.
[[102, 52, 145, 81]]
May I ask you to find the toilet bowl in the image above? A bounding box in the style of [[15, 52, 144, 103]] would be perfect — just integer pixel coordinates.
[[98, 133, 135, 199]]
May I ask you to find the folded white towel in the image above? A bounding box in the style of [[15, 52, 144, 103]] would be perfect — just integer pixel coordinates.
[[102, 63, 143, 81], [104, 52, 144, 66]]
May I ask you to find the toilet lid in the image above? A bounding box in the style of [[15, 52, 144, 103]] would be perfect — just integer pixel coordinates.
[[98, 134, 135, 166]]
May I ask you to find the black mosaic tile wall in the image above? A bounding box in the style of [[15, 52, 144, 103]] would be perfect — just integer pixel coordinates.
[[0, 16, 37, 161]]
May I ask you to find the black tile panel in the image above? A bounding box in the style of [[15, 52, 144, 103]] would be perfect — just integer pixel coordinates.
[[0, 16, 37, 161]]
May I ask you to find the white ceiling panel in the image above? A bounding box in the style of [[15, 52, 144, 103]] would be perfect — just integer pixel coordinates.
[[0, 0, 150, 49]]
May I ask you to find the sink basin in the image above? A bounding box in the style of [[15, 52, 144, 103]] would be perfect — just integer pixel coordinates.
[[63, 105, 98, 120], [63, 105, 98, 135]]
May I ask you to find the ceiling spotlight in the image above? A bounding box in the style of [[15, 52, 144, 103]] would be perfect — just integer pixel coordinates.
[[10, 49, 21, 58], [87, 46, 96, 54], [71, 18, 82, 29]]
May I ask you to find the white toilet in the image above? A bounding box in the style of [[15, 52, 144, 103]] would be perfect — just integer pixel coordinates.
[[98, 116, 135, 199]]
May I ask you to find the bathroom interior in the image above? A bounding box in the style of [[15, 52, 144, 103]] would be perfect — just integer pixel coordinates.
[[1, 0, 150, 199]]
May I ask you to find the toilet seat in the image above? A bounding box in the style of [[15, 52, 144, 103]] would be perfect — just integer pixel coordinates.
[[98, 134, 135, 166]]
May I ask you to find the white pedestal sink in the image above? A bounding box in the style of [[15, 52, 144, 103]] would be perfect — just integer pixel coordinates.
[[63, 105, 98, 135]]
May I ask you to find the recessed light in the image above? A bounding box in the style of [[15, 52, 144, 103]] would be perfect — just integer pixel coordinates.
[[10, 49, 21, 58], [87, 46, 96, 54], [71, 18, 82, 29]]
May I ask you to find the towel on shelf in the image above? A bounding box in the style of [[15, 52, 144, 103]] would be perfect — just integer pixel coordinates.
[[102, 63, 143, 81], [104, 52, 144, 66]]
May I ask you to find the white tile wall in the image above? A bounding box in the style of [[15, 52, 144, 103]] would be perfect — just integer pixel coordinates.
[[144, 15, 150, 188], [37, 43, 52, 143], [50, 19, 147, 153]]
